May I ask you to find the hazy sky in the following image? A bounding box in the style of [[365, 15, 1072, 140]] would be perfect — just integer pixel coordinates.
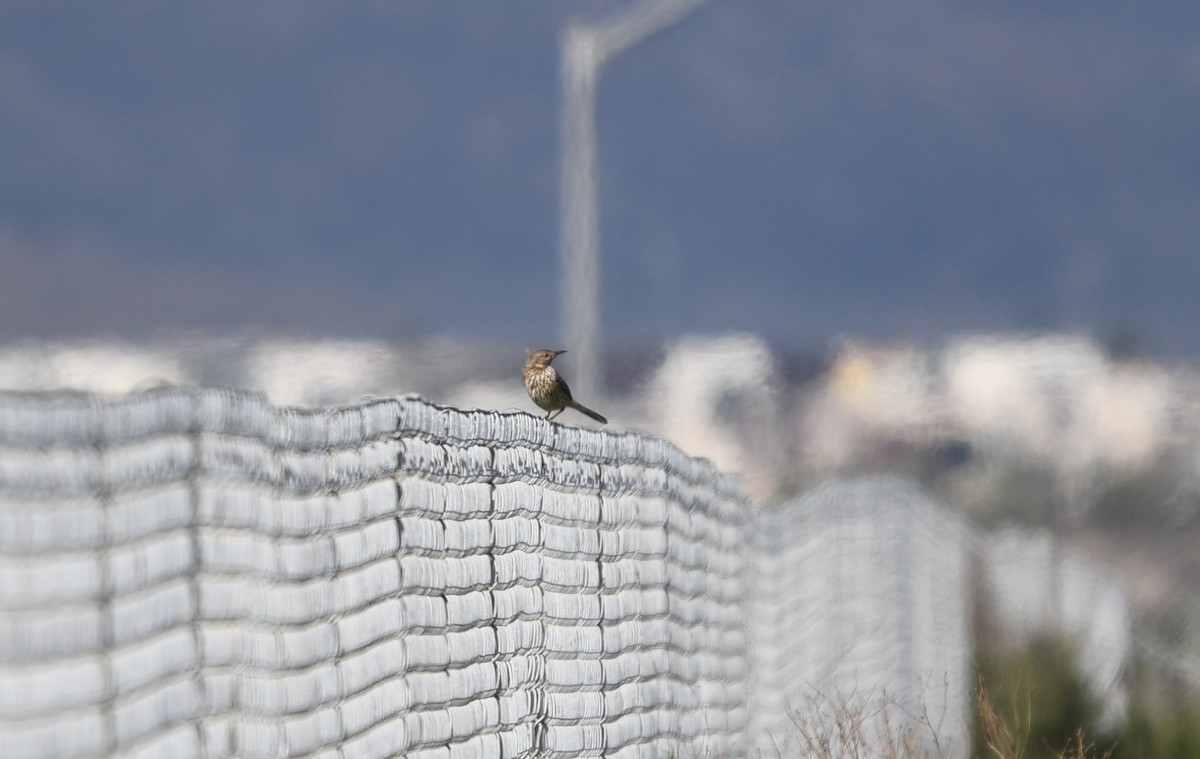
[[3, 2, 1199, 355]]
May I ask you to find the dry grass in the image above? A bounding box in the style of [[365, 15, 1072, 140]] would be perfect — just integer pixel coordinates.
[[974, 676, 1111, 759], [762, 680, 1111, 759], [767, 685, 954, 759], [974, 677, 1029, 759]]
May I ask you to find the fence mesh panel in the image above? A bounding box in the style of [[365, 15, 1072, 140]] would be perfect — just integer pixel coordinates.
[[0, 389, 749, 759], [1, 389, 1127, 758]]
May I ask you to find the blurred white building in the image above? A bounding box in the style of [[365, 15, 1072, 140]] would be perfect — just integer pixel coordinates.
[[0, 331, 1187, 503], [243, 338, 400, 407], [0, 341, 187, 394], [641, 334, 780, 499], [802, 335, 1176, 495], [801, 340, 945, 473]]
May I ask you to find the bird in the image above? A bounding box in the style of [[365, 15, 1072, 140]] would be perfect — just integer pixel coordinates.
[[523, 348, 607, 424]]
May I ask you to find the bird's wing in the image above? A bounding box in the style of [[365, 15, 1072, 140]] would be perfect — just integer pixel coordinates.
[[555, 373, 574, 401]]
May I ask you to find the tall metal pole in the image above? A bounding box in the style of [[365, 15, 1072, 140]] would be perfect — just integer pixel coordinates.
[[559, 0, 714, 400], [561, 27, 601, 401]]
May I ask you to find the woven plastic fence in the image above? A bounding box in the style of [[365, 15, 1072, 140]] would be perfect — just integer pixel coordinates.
[[0, 389, 749, 759]]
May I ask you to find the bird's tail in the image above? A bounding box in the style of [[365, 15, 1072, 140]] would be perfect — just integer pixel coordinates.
[[570, 401, 607, 425]]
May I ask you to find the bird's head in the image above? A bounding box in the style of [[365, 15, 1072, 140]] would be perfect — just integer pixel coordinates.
[[526, 348, 566, 367]]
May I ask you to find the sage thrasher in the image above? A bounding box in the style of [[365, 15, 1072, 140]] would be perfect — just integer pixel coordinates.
[[523, 348, 607, 424]]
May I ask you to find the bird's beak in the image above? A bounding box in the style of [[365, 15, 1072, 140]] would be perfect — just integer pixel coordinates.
[[554, 350, 567, 357]]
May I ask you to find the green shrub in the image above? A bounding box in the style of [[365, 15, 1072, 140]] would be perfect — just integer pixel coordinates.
[[973, 632, 1200, 759], [973, 634, 1110, 758]]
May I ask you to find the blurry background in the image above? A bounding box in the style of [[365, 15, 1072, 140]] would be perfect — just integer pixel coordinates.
[[4, 0, 1200, 752], [4, 1, 1200, 350]]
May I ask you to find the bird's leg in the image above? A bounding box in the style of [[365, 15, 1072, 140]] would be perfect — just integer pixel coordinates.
[[549, 409, 562, 420]]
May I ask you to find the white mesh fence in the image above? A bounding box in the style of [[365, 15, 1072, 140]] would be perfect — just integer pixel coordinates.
[[747, 479, 973, 758], [0, 389, 749, 759], [0, 390, 1131, 759], [980, 528, 1131, 727]]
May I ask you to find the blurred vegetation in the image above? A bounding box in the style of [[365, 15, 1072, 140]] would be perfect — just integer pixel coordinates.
[[769, 634, 1200, 759], [973, 634, 1110, 758], [1112, 704, 1200, 759], [940, 459, 1059, 528], [973, 633, 1200, 759], [1092, 463, 1200, 530]]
